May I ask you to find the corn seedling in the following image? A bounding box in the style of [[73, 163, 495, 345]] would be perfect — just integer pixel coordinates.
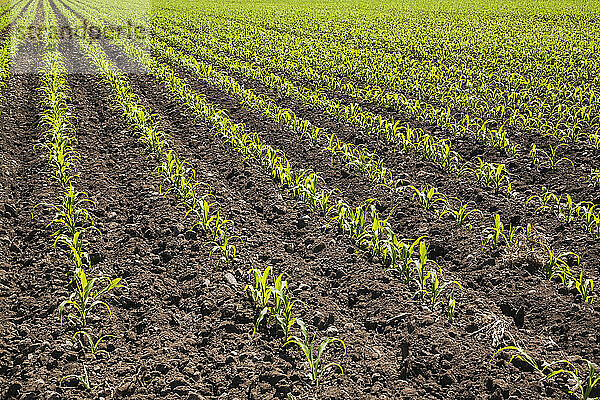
[[73, 331, 116, 359], [556, 194, 578, 224], [60, 230, 91, 276], [481, 214, 505, 249], [542, 245, 574, 284], [505, 224, 523, 246], [493, 346, 600, 399], [284, 319, 346, 387], [587, 169, 600, 189], [490, 345, 547, 375], [439, 199, 483, 227], [61, 364, 97, 390], [210, 231, 238, 264], [271, 274, 300, 339], [412, 241, 431, 294], [530, 144, 574, 170], [546, 359, 600, 400], [527, 187, 558, 213], [59, 267, 126, 327], [577, 203, 599, 234], [418, 266, 462, 313], [570, 268, 594, 304], [473, 158, 512, 195], [35, 185, 95, 240], [410, 184, 448, 211], [245, 265, 273, 335], [528, 144, 541, 170], [543, 144, 574, 170]]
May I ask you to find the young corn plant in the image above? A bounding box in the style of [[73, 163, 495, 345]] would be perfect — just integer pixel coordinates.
[[271, 274, 300, 339], [527, 187, 558, 214], [570, 268, 594, 305], [543, 144, 574, 170], [383, 235, 424, 284], [410, 184, 448, 212], [60, 230, 91, 278], [528, 144, 542, 171], [439, 199, 483, 227], [245, 265, 273, 335], [412, 241, 431, 294], [505, 224, 523, 247], [546, 359, 600, 400], [472, 158, 512, 195], [529, 144, 574, 170], [577, 203, 599, 235], [38, 133, 79, 187], [210, 230, 238, 264], [61, 364, 97, 390], [284, 319, 346, 387], [587, 169, 600, 189], [556, 194, 579, 225], [368, 205, 395, 255], [481, 215, 506, 249], [35, 185, 96, 240], [491, 345, 548, 375], [418, 266, 462, 313], [206, 212, 239, 264], [493, 347, 600, 399], [59, 267, 126, 327], [542, 245, 574, 284], [72, 331, 115, 359]]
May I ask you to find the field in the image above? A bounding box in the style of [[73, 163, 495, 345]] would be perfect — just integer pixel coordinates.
[[1, 0, 600, 398]]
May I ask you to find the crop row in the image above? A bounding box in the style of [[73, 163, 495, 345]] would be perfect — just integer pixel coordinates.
[[0, 0, 35, 104], [35, 0, 125, 390], [63, 0, 464, 316], [186, 10, 600, 149], [38, 1, 600, 398], [71, 0, 600, 232], [54, 0, 351, 386], [70, 0, 596, 307], [164, 11, 600, 198], [151, 14, 600, 237], [101, 0, 599, 302], [118, 22, 462, 316], [145, 16, 598, 302]]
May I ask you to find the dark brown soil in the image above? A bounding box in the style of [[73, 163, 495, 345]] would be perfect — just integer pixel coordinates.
[[1, 1, 600, 400]]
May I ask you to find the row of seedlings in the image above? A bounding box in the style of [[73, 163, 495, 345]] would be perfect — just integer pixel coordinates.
[[161, 13, 600, 204], [92, 8, 464, 321], [479, 213, 594, 305], [61, 2, 600, 395], [122, 19, 484, 227], [491, 341, 600, 399], [69, 1, 513, 202], [87, 2, 600, 224], [69, 0, 597, 320], [0, 0, 38, 104], [53, 1, 349, 386], [189, 12, 598, 151], [176, 8, 600, 399], [160, 13, 522, 154], [150, 19, 600, 242], [75, 5, 517, 233], [36, 0, 125, 390], [83, 3, 597, 308]]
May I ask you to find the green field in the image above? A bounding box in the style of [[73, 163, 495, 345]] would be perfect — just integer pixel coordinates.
[[1, 0, 599, 399]]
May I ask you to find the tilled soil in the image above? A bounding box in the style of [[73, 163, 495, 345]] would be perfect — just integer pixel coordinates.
[[1, 1, 600, 400]]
